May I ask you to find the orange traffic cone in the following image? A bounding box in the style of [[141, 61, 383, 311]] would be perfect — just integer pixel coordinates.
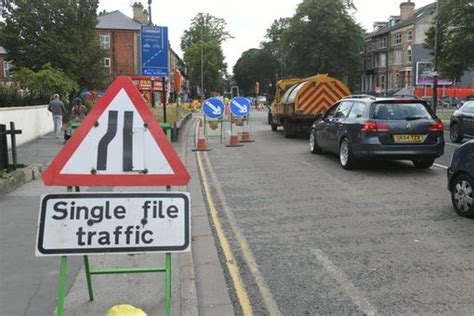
[[192, 117, 211, 151], [240, 118, 254, 143], [226, 121, 243, 147]]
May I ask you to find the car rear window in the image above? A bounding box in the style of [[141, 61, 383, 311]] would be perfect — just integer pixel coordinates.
[[371, 102, 435, 120]]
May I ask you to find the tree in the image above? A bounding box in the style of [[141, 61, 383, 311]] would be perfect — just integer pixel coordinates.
[[280, 0, 364, 88], [425, 0, 474, 81], [183, 41, 227, 95], [233, 48, 277, 96], [261, 18, 290, 78], [180, 13, 233, 51], [181, 13, 231, 96], [0, 0, 107, 89], [12, 63, 79, 97]]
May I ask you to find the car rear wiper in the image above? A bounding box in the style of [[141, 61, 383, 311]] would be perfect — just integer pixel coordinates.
[[405, 116, 427, 121]]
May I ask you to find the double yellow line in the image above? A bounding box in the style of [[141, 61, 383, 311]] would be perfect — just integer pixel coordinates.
[[195, 118, 281, 315]]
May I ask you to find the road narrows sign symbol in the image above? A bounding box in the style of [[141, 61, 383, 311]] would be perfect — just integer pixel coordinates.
[[42, 76, 190, 186]]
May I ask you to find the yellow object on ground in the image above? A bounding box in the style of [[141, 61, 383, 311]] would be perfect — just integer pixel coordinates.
[[106, 304, 148, 316]]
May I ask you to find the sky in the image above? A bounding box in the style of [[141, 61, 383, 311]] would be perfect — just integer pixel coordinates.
[[97, 0, 434, 73]]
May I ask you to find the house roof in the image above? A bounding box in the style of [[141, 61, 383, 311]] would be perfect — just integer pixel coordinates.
[[367, 2, 435, 38], [0, 46, 6, 54], [96, 10, 142, 31]]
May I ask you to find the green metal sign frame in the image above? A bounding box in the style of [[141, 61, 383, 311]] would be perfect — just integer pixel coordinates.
[[55, 125, 175, 316]]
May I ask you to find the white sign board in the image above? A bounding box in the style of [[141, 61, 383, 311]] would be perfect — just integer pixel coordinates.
[[36, 192, 190, 256]]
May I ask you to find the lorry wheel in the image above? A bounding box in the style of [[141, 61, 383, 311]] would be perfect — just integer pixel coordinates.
[[271, 123, 278, 131], [267, 111, 272, 125], [283, 122, 295, 138]]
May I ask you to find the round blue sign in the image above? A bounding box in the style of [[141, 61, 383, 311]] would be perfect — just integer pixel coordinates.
[[230, 97, 251, 117], [202, 97, 225, 119]]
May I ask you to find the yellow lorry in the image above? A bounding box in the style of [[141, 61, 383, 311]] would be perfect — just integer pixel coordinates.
[[269, 74, 351, 138]]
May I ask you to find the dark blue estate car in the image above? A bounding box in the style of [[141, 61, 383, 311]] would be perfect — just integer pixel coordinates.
[[448, 140, 474, 218], [309, 96, 445, 169]]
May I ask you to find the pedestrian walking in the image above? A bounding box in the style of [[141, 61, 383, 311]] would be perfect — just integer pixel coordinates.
[[48, 94, 67, 138]]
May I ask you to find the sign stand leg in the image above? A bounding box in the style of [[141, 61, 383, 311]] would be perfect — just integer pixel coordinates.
[[57, 256, 68, 316], [165, 252, 172, 316], [83, 255, 94, 301], [220, 119, 223, 144]]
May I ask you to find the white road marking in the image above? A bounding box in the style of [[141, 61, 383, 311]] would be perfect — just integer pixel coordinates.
[[434, 163, 448, 169], [310, 248, 377, 316], [445, 142, 461, 147]]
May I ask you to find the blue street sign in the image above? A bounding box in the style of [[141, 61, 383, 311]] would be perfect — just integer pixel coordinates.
[[230, 97, 251, 117], [140, 26, 169, 77], [202, 98, 225, 119]]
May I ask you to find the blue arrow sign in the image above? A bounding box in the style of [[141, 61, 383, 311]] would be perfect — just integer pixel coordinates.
[[140, 26, 169, 77], [202, 98, 225, 119], [230, 97, 251, 117]]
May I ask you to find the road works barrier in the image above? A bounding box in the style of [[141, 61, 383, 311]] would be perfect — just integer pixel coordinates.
[[226, 116, 243, 147], [36, 77, 192, 316], [240, 117, 254, 143]]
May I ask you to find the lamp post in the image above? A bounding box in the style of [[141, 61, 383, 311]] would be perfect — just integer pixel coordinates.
[[201, 17, 204, 99], [432, 0, 440, 113]]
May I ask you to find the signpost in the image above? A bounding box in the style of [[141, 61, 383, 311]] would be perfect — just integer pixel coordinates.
[[40, 76, 191, 316], [140, 25, 169, 77], [42, 76, 190, 187], [36, 192, 190, 256], [416, 61, 453, 86], [230, 97, 251, 117], [202, 97, 225, 143], [202, 97, 225, 120]]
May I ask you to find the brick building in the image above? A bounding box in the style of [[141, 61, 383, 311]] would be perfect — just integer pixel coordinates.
[[96, 2, 187, 98], [0, 46, 12, 83]]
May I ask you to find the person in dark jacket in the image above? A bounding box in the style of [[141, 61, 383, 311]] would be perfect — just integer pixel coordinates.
[[48, 94, 67, 138]]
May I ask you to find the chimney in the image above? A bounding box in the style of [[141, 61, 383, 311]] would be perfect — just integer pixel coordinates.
[[132, 2, 147, 24], [400, 1, 415, 21], [143, 9, 149, 24]]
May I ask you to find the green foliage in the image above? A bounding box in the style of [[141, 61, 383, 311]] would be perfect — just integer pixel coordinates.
[[425, 0, 474, 81], [181, 13, 231, 96], [261, 18, 290, 77], [184, 41, 227, 94], [12, 63, 79, 97], [0, 0, 107, 89], [233, 48, 277, 96], [180, 13, 233, 51], [281, 0, 364, 88]]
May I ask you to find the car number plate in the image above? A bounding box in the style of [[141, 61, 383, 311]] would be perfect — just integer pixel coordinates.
[[393, 134, 424, 143]]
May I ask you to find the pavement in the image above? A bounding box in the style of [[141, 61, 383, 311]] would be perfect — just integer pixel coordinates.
[[0, 119, 234, 315]]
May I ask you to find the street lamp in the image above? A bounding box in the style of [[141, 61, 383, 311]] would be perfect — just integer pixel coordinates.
[[432, 0, 440, 113], [201, 16, 204, 99]]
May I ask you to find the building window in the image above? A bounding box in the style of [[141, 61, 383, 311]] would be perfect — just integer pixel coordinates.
[[99, 34, 110, 49], [407, 45, 412, 63], [392, 33, 401, 45], [381, 37, 387, 48], [389, 51, 394, 65], [394, 50, 402, 65], [104, 57, 111, 67], [380, 75, 386, 90], [379, 53, 387, 67], [407, 31, 413, 41], [3, 60, 12, 78]]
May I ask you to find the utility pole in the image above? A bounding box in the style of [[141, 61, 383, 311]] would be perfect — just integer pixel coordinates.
[[148, 0, 152, 25], [201, 16, 204, 99], [432, 0, 440, 113]]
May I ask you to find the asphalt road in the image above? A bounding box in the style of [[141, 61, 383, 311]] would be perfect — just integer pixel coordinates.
[[200, 111, 474, 315]]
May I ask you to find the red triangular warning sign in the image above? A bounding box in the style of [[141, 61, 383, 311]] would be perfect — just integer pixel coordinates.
[[42, 76, 190, 186]]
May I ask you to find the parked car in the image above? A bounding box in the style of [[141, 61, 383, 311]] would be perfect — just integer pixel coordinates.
[[309, 97, 445, 169], [441, 96, 461, 108], [448, 140, 474, 218], [449, 101, 474, 143]]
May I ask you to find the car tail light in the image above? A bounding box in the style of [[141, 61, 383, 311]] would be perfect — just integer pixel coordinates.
[[361, 121, 390, 132], [428, 122, 444, 132]]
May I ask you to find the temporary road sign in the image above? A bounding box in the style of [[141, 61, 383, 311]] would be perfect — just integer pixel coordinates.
[[42, 76, 190, 186], [202, 97, 225, 119], [141, 25, 169, 77], [36, 192, 190, 256], [230, 97, 251, 117]]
